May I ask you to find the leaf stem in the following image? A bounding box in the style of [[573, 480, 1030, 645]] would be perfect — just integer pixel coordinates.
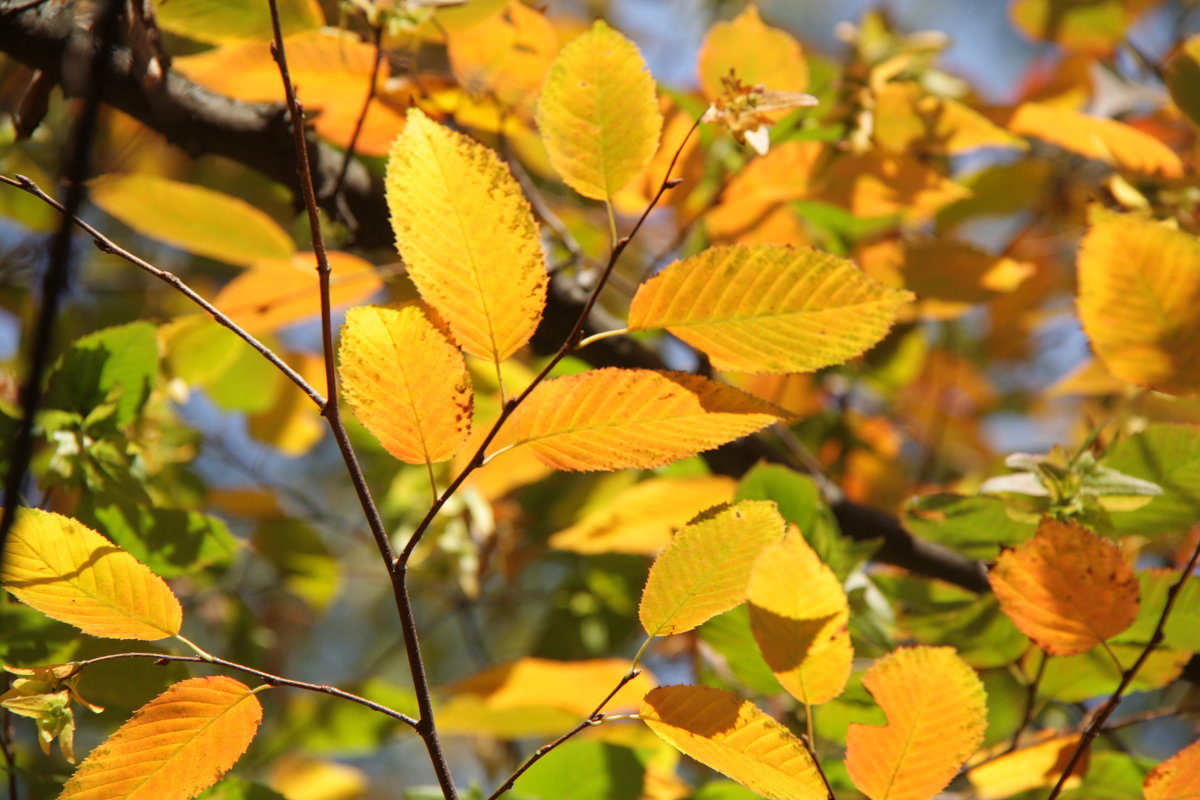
[[1007, 647, 1047, 753], [575, 328, 630, 350], [605, 199, 618, 249]]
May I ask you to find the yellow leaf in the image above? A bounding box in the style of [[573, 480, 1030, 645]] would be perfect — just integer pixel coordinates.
[[448, 2, 558, 111], [1145, 738, 1200, 800], [697, 6, 808, 101], [270, 757, 367, 800], [640, 685, 826, 800], [628, 244, 913, 374], [386, 109, 547, 361], [1076, 208, 1200, 395], [967, 734, 1085, 800], [846, 646, 987, 800], [505, 368, 786, 471], [704, 142, 822, 244], [536, 20, 663, 201], [1, 509, 182, 641], [1009, 0, 1155, 54], [59, 676, 262, 800], [89, 174, 294, 267], [214, 251, 383, 336], [872, 82, 1026, 156], [989, 518, 1140, 656], [640, 501, 785, 637], [248, 352, 327, 456], [447, 658, 654, 718], [1007, 102, 1183, 177], [549, 476, 736, 555], [747, 529, 852, 705], [338, 304, 473, 465], [819, 154, 971, 222]]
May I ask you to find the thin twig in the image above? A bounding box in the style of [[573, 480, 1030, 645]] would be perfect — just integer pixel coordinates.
[[0, 174, 326, 408], [1007, 648, 1047, 753], [800, 732, 836, 800], [398, 116, 703, 569], [1045, 537, 1200, 800], [2, 674, 16, 800], [331, 23, 384, 208], [62, 652, 418, 728], [264, 5, 458, 798], [485, 670, 642, 800]]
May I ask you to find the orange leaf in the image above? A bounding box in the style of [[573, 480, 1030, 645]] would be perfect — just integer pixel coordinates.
[[549, 476, 737, 555], [704, 142, 822, 244], [747, 528, 852, 705], [338, 304, 473, 465], [214, 251, 383, 336], [448, 658, 653, 717], [628, 244, 913, 374], [386, 109, 547, 362], [1007, 102, 1183, 177], [504, 369, 786, 471], [1145, 737, 1200, 800], [1, 509, 181, 641], [967, 734, 1086, 799], [818, 153, 970, 222], [640, 501, 786, 637], [1076, 208, 1200, 396], [640, 685, 826, 800], [846, 646, 987, 800], [989, 518, 1139, 656], [448, 2, 558, 112], [59, 676, 262, 800], [697, 6, 808, 101]]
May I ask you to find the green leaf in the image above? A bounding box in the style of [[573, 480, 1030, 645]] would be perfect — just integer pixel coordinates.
[[698, 606, 782, 696], [252, 519, 341, 612], [197, 778, 289, 800], [512, 740, 644, 800], [153, 0, 322, 43], [1113, 570, 1200, 652], [1100, 425, 1200, 536], [1061, 752, 1152, 800], [82, 502, 240, 579], [1165, 36, 1200, 131], [44, 322, 159, 425], [0, 603, 81, 667], [902, 493, 1036, 559], [1036, 644, 1190, 703]]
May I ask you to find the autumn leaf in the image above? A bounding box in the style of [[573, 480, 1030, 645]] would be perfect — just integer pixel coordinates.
[[386, 108, 547, 362], [1145, 738, 1200, 800], [628, 244, 913, 373], [640, 685, 826, 800], [536, 20, 663, 202], [845, 646, 987, 800], [967, 734, 1086, 799], [1007, 102, 1183, 177], [447, 658, 653, 718], [338, 304, 473, 465], [59, 676, 262, 800], [747, 528, 852, 705], [1076, 208, 1200, 396], [1, 509, 182, 641], [988, 518, 1139, 656], [504, 368, 786, 471], [697, 5, 808, 102], [639, 501, 786, 637], [448, 2, 558, 112]]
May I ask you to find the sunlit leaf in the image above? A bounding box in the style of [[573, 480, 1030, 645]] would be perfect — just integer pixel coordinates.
[[1076, 208, 1200, 395], [819, 153, 970, 222], [704, 142, 822, 244], [640, 501, 785, 637], [1144, 737, 1200, 800], [640, 685, 826, 800], [967, 734, 1085, 799], [1101, 425, 1200, 536], [536, 20, 663, 201], [872, 82, 1026, 156], [43, 321, 159, 426], [845, 646, 987, 800], [1, 509, 182, 641], [628, 244, 913, 374], [90, 174, 294, 267], [448, 2, 558, 111], [513, 740, 644, 800], [989, 518, 1139, 656], [505, 369, 786, 471], [446, 658, 653, 718], [338, 304, 472, 465], [697, 5, 807, 101], [60, 676, 262, 800], [549, 476, 737, 555], [747, 529, 852, 705], [1114, 569, 1200, 652], [268, 757, 366, 800], [1034, 642, 1188, 703], [153, 0, 322, 43], [386, 108, 547, 361], [214, 251, 383, 335], [1007, 103, 1183, 177]]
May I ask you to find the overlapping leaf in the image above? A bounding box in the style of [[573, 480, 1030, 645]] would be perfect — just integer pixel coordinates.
[[628, 244, 913, 373], [1145, 738, 1200, 800], [1007, 103, 1183, 177], [639, 501, 786, 637], [846, 646, 987, 800], [386, 109, 547, 362], [59, 676, 262, 800], [1, 509, 182, 640], [989, 518, 1139, 655], [504, 369, 786, 471], [640, 685, 826, 800], [338, 304, 473, 465], [1076, 208, 1200, 395], [967, 734, 1085, 799], [747, 529, 852, 705], [536, 20, 663, 201]]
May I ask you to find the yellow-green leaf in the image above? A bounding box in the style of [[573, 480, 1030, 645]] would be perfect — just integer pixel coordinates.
[[628, 244, 914, 373], [1076, 208, 1200, 396], [640, 501, 786, 637], [846, 646, 987, 800], [153, 0, 322, 43], [747, 529, 852, 705], [504, 368, 786, 471], [1166, 36, 1200, 130], [338, 304, 473, 465], [386, 109, 547, 362], [640, 685, 826, 800], [1, 509, 182, 641], [89, 174, 295, 267], [59, 676, 262, 800], [536, 20, 663, 201]]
